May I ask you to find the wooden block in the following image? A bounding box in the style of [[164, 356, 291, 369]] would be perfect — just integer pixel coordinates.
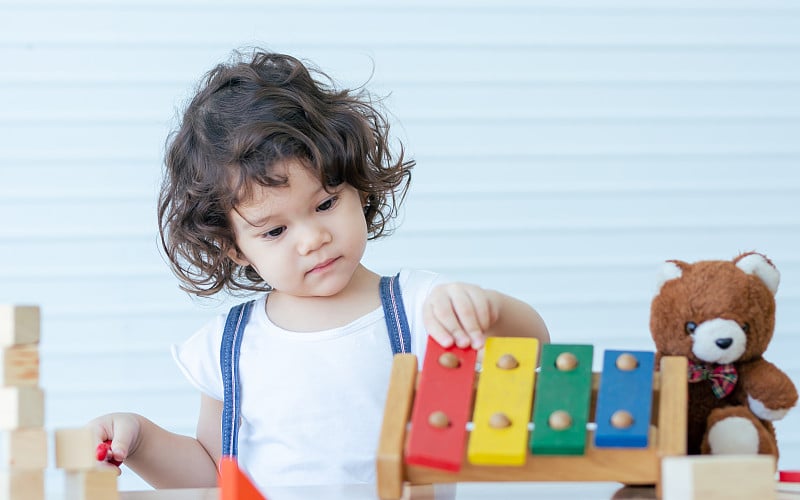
[[219, 456, 266, 500], [530, 344, 593, 455], [0, 387, 44, 430], [1, 345, 39, 387], [0, 428, 48, 469], [662, 455, 776, 500], [468, 337, 539, 466], [376, 354, 418, 500], [405, 336, 477, 472], [655, 355, 689, 500], [0, 306, 40, 348], [0, 469, 44, 500], [594, 350, 654, 448], [657, 356, 688, 457], [55, 427, 96, 470], [64, 469, 120, 500]]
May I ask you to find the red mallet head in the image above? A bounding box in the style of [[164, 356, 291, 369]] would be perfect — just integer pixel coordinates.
[[96, 440, 123, 467]]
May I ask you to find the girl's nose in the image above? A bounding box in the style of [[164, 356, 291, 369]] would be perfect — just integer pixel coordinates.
[[297, 222, 331, 255]]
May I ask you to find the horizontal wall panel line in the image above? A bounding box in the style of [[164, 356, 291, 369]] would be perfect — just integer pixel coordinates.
[[416, 151, 800, 161], [5, 75, 800, 86], [0, 193, 156, 201], [4, 2, 800, 12], [0, 232, 158, 241], [409, 184, 800, 195], [43, 346, 174, 355], [0, 270, 165, 279], [3, 1, 800, 11], [5, 113, 800, 124], [4, 41, 800, 50], [31, 295, 800, 318], [4, 80, 800, 90], [367, 258, 800, 270], [3, 184, 800, 201], [33, 310, 800, 327], [7, 151, 800, 164], [6, 150, 800, 164], [47, 385, 191, 395], [41, 307, 212, 318], [7, 256, 800, 279], [3, 223, 800, 241]]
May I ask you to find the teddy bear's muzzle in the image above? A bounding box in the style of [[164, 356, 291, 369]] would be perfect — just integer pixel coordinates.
[[692, 318, 746, 364]]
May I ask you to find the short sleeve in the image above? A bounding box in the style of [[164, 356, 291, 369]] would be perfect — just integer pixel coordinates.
[[171, 315, 226, 401]]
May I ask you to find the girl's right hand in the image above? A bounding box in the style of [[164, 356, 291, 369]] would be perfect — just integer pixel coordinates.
[[87, 412, 142, 472]]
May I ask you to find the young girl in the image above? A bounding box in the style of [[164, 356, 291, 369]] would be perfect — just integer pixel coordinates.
[[89, 49, 550, 491]]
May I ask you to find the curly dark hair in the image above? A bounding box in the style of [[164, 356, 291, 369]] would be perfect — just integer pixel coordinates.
[[158, 50, 414, 296]]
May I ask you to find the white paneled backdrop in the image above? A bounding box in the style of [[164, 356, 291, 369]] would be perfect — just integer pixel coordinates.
[[2, 0, 799, 493]]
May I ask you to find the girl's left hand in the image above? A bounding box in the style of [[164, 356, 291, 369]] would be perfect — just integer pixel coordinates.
[[423, 282, 500, 350]]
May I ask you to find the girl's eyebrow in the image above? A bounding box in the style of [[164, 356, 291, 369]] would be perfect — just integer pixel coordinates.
[[232, 206, 272, 229]]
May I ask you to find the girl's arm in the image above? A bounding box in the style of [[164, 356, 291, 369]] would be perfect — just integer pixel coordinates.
[[91, 394, 221, 488], [483, 289, 550, 344]]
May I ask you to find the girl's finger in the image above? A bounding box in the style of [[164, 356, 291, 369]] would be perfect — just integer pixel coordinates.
[[427, 294, 471, 348]]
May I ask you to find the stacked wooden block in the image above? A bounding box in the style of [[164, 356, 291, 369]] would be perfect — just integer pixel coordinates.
[[0, 305, 47, 499], [55, 428, 119, 500]]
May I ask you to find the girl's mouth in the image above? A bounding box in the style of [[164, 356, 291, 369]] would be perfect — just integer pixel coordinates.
[[308, 257, 338, 274]]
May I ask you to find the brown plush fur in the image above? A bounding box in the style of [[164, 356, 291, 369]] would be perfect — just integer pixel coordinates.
[[650, 252, 797, 457]]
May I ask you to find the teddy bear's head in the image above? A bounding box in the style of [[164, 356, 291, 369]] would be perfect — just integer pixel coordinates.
[[650, 252, 780, 365]]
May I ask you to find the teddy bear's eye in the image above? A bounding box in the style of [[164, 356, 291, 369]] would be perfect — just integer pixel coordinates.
[[742, 322, 750, 333], [685, 322, 697, 335]]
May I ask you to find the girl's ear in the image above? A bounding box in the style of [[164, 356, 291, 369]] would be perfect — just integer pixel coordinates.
[[359, 192, 369, 216], [227, 247, 251, 267]]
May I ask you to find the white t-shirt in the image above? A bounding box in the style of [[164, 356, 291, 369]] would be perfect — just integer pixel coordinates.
[[171, 269, 445, 490]]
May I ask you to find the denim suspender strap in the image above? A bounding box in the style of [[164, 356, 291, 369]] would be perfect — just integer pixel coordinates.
[[379, 273, 412, 355], [220, 300, 255, 458]]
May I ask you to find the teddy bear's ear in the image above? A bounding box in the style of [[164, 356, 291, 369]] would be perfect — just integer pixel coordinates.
[[735, 252, 780, 295], [654, 260, 684, 295]]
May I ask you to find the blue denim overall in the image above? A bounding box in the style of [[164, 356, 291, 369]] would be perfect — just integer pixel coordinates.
[[219, 274, 412, 458]]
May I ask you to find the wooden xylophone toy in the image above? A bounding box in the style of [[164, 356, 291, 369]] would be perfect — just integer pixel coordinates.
[[376, 337, 689, 499]]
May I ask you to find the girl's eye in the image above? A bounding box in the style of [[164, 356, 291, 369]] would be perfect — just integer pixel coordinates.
[[264, 226, 285, 239], [317, 196, 338, 212]]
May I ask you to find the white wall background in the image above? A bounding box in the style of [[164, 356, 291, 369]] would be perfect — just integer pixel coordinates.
[[1, 0, 799, 493]]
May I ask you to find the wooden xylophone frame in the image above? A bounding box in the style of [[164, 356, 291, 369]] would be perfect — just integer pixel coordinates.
[[376, 353, 688, 500]]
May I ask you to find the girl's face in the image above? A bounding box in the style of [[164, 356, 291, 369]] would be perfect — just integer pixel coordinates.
[[228, 159, 368, 298]]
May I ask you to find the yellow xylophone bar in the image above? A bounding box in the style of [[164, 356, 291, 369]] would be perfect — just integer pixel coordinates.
[[467, 337, 539, 465]]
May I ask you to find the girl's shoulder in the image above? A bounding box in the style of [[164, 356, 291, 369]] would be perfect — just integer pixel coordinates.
[[170, 295, 268, 398], [397, 268, 450, 296], [182, 295, 268, 343]]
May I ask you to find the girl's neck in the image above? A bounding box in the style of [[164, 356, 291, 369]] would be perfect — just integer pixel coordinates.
[[265, 265, 382, 332]]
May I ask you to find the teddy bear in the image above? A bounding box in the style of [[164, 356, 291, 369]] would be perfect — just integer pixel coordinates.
[[649, 251, 798, 457]]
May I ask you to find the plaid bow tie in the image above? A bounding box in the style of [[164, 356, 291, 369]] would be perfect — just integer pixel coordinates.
[[687, 361, 738, 398]]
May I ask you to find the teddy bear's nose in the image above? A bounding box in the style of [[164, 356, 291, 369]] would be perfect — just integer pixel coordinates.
[[715, 338, 733, 349]]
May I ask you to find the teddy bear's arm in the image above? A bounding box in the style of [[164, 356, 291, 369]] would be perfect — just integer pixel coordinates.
[[739, 359, 798, 421]]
